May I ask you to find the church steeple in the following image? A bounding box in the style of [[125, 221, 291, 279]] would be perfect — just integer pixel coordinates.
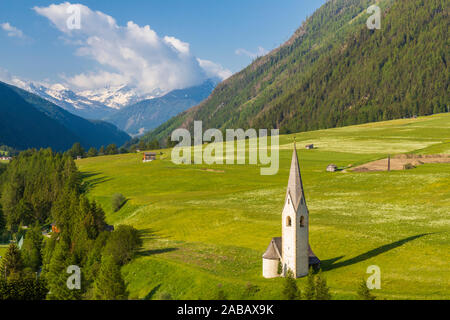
[[262, 143, 320, 279], [286, 142, 307, 211], [281, 142, 313, 278]]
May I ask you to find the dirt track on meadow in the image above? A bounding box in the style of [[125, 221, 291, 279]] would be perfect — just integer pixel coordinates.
[[352, 154, 450, 172]]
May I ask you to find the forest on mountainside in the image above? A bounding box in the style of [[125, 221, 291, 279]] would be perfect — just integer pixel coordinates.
[[142, 0, 448, 144]]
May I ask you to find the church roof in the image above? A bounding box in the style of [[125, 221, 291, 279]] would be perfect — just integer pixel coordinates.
[[262, 237, 321, 265], [287, 143, 307, 211], [262, 237, 282, 260]]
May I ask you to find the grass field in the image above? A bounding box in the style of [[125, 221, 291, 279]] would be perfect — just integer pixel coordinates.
[[0, 245, 7, 258], [77, 114, 450, 300]]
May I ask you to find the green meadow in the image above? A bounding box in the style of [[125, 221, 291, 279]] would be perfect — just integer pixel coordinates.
[[0, 245, 7, 258], [77, 114, 450, 300]]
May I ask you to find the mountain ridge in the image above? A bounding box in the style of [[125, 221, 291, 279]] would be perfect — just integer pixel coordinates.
[[0, 81, 131, 151], [104, 79, 219, 136], [142, 0, 448, 144]]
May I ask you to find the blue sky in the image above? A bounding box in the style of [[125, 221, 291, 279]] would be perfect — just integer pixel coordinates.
[[0, 0, 326, 93]]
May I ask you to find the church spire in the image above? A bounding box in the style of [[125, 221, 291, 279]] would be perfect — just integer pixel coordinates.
[[286, 142, 306, 210]]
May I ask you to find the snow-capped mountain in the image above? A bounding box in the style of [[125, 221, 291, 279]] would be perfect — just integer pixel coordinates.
[[26, 83, 115, 119], [0, 69, 219, 136], [6, 79, 164, 120], [77, 85, 162, 110], [104, 78, 219, 136]]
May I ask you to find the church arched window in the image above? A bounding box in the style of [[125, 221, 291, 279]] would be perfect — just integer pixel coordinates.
[[300, 216, 305, 228], [286, 216, 292, 227]]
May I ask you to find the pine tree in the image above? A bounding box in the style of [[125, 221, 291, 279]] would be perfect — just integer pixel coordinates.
[[102, 225, 142, 266], [93, 255, 127, 300], [68, 143, 85, 159], [84, 232, 109, 284], [40, 236, 57, 280], [277, 260, 282, 275], [314, 270, 332, 300], [0, 243, 23, 280], [87, 147, 98, 158], [45, 241, 81, 300], [357, 278, 376, 300], [0, 274, 47, 300], [282, 269, 301, 300], [105, 144, 118, 155], [22, 224, 44, 272], [0, 204, 5, 234], [304, 267, 316, 300]]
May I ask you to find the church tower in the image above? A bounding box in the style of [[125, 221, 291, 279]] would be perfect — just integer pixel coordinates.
[[281, 143, 310, 278], [262, 143, 320, 279]]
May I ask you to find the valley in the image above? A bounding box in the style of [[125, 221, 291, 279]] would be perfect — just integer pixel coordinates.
[[78, 113, 450, 300]]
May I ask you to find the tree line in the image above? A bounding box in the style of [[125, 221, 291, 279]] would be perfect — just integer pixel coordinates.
[[66, 139, 162, 160], [0, 148, 142, 300]]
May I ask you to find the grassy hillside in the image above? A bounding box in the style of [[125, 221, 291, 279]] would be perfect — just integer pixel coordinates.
[[143, 0, 448, 143], [78, 113, 450, 300], [0, 245, 7, 257]]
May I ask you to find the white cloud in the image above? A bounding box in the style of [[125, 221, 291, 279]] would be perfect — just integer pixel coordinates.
[[197, 59, 232, 80], [0, 22, 25, 38], [61, 70, 126, 89], [0, 67, 13, 83], [0, 67, 29, 89], [164, 36, 190, 55], [33, 2, 231, 94], [235, 46, 268, 59]]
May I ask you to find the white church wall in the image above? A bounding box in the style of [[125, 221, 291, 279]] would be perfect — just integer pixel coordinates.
[[295, 202, 309, 278], [282, 193, 297, 276], [262, 259, 279, 278]]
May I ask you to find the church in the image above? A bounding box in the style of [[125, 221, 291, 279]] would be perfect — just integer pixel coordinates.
[[262, 144, 320, 278]]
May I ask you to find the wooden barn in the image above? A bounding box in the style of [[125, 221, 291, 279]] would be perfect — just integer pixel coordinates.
[[143, 152, 157, 162]]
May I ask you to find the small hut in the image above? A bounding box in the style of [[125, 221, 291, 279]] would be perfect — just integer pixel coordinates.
[[305, 144, 314, 150], [327, 164, 338, 172], [143, 152, 157, 162]]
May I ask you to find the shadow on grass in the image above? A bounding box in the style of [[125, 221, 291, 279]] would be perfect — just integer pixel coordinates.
[[114, 198, 130, 212], [138, 228, 158, 242], [321, 233, 432, 271], [143, 284, 162, 300], [139, 248, 178, 256], [80, 171, 112, 193], [136, 228, 179, 257]]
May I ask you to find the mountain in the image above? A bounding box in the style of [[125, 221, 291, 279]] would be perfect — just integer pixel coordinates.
[[25, 82, 115, 120], [6, 79, 161, 120], [142, 0, 448, 143], [0, 81, 131, 151], [104, 79, 218, 136], [0, 82, 82, 151], [77, 85, 162, 110]]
